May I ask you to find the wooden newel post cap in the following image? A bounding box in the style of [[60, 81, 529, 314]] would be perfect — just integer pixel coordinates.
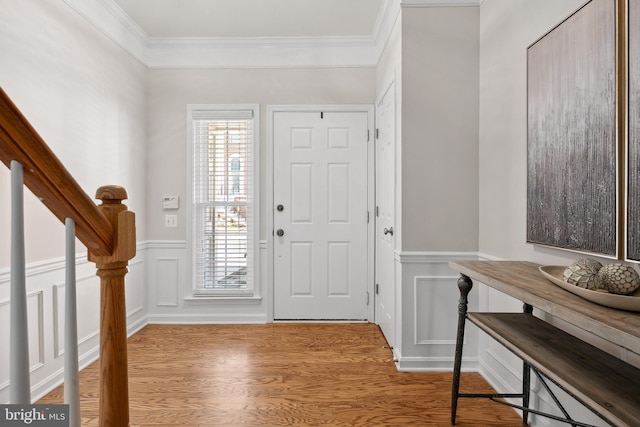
[[96, 185, 128, 204], [89, 185, 136, 264]]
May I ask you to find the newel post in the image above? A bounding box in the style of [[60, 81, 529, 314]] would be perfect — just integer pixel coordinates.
[[88, 185, 136, 427]]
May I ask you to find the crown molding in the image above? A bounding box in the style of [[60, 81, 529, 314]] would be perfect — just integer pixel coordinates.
[[374, 0, 402, 60], [401, 0, 482, 6], [62, 0, 148, 63], [146, 36, 378, 68], [62, 0, 480, 68]]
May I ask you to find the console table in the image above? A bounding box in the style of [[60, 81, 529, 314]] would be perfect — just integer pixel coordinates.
[[449, 260, 640, 427]]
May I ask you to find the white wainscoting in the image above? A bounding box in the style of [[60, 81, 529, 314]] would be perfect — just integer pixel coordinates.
[[393, 252, 480, 371], [146, 240, 268, 324], [0, 243, 147, 403]]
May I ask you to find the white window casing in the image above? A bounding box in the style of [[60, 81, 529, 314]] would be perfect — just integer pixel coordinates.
[[188, 105, 259, 297]]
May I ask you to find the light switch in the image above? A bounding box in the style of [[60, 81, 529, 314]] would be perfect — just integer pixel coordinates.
[[165, 214, 178, 228]]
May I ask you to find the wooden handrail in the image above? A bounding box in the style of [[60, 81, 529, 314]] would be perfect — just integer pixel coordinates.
[[0, 87, 113, 256], [1, 87, 134, 426]]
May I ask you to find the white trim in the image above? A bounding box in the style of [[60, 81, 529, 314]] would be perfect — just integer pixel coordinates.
[[145, 240, 187, 250], [62, 0, 481, 68], [147, 37, 378, 69], [397, 251, 478, 264], [62, 0, 148, 63], [401, 0, 482, 6], [186, 104, 260, 298], [183, 296, 263, 305], [0, 240, 149, 283], [0, 254, 86, 282], [147, 313, 267, 324], [395, 355, 479, 372]]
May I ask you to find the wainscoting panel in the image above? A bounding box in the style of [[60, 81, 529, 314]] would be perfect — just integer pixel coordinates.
[[395, 252, 479, 371], [0, 299, 10, 391], [27, 291, 45, 373], [147, 240, 268, 324], [52, 284, 64, 358], [126, 259, 146, 318], [414, 276, 461, 351], [0, 243, 148, 403], [52, 273, 101, 359], [155, 257, 179, 307]]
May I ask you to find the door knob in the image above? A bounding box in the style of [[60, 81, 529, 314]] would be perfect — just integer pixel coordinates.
[[277, 204, 284, 212], [276, 229, 285, 237], [383, 227, 394, 236]]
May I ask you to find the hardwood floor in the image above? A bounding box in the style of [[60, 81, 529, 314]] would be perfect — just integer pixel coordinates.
[[39, 323, 522, 426]]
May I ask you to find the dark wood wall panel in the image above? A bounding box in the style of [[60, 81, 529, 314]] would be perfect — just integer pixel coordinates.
[[628, 0, 640, 260], [527, 0, 617, 256]]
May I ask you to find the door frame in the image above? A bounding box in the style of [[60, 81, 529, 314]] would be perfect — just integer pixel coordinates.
[[374, 78, 397, 345], [266, 105, 375, 322]]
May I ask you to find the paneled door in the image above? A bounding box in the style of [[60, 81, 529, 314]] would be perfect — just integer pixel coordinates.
[[273, 110, 369, 320], [375, 82, 396, 347]]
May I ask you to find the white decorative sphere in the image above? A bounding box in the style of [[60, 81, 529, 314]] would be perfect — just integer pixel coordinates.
[[596, 263, 640, 295]]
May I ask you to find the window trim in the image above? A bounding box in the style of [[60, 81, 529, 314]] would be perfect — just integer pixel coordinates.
[[187, 104, 260, 299]]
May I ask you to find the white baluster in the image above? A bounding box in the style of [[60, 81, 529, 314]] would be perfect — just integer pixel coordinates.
[[10, 160, 30, 403], [65, 218, 81, 427]]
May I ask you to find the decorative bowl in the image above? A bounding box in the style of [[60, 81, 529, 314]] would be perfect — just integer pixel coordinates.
[[539, 265, 640, 312]]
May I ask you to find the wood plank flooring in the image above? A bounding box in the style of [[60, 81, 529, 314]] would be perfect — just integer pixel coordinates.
[[38, 323, 522, 426]]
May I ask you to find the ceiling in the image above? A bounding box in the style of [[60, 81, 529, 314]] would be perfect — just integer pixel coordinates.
[[112, 0, 386, 39]]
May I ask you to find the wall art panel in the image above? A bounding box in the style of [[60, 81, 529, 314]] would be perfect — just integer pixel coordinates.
[[628, 0, 640, 260], [527, 0, 618, 257]]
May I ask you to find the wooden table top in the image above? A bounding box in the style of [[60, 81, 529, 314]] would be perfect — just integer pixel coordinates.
[[449, 260, 640, 355]]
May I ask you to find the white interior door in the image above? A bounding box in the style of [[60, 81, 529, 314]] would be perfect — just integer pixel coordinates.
[[273, 110, 369, 320], [375, 83, 396, 347]]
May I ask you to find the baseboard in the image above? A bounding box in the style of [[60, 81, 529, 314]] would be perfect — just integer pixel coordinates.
[[30, 342, 100, 402], [147, 313, 267, 324], [30, 314, 149, 403], [128, 314, 149, 336], [395, 355, 479, 372]]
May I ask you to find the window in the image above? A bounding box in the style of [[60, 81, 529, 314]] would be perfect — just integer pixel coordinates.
[[229, 157, 242, 195], [189, 106, 258, 296]]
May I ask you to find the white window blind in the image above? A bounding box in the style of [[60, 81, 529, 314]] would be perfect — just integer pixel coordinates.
[[191, 108, 256, 296]]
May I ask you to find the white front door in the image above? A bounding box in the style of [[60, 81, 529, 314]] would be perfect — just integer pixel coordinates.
[[273, 110, 370, 320], [375, 83, 396, 346]]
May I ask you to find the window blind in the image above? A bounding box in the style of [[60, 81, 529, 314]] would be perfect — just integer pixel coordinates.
[[192, 109, 254, 296]]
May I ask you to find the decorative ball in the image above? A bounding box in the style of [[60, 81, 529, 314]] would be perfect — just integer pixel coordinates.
[[574, 258, 603, 274], [596, 263, 640, 295], [563, 264, 599, 290]]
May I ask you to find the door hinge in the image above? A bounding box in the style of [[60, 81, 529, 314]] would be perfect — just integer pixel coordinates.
[[376, 283, 379, 295], [376, 128, 380, 139], [367, 129, 370, 142], [366, 291, 370, 306], [367, 211, 370, 223], [376, 206, 379, 217], [320, 111, 324, 119]]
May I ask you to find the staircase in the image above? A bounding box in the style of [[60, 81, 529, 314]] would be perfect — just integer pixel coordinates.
[[0, 87, 135, 427]]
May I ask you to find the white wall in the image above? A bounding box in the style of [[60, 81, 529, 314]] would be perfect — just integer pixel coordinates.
[[145, 67, 376, 322], [0, 0, 147, 402], [479, 0, 590, 266]]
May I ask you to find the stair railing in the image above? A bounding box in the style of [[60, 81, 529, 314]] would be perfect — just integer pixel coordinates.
[[1, 87, 135, 427]]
